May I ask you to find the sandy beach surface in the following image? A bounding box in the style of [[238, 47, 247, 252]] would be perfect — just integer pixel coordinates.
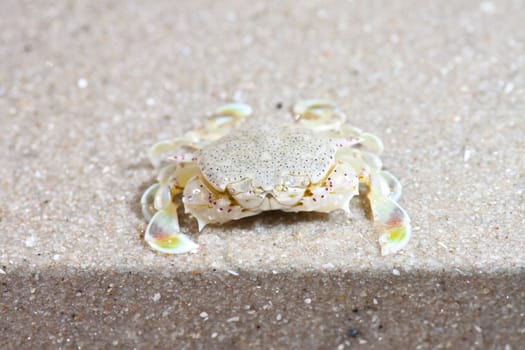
[[1, 1, 523, 348]]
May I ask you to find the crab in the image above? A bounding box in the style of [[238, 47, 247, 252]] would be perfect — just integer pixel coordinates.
[[141, 100, 411, 255]]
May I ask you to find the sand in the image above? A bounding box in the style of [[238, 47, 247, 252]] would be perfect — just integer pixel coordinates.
[[1, 0, 523, 348]]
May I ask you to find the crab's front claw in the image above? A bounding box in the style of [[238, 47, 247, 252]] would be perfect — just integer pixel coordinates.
[[145, 202, 199, 254], [368, 173, 411, 255]]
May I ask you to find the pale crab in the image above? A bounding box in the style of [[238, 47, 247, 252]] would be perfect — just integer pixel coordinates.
[[141, 100, 411, 255]]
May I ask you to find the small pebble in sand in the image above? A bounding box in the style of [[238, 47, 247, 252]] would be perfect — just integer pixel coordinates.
[[77, 78, 88, 89], [463, 147, 473, 162], [346, 327, 359, 338], [480, 1, 495, 14]]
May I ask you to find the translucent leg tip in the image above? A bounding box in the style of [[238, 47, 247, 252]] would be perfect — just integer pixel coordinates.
[[379, 222, 411, 256], [145, 211, 199, 254]]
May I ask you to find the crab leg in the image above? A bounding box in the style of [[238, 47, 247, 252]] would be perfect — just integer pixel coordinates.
[[293, 99, 347, 132], [141, 183, 159, 221], [149, 139, 201, 168], [149, 103, 253, 168], [336, 147, 398, 195], [293, 100, 384, 155], [335, 148, 410, 255], [142, 163, 201, 254], [334, 124, 384, 155], [203, 103, 253, 133], [367, 171, 411, 256]]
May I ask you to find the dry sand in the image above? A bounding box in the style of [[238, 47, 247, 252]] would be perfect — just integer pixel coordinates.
[[1, 0, 523, 348]]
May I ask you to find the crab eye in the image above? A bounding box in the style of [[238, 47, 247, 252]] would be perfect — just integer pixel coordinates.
[[280, 174, 310, 188], [226, 178, 253, 195]]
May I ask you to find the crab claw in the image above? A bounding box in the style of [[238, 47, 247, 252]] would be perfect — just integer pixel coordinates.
[[145, 202, 199, 254], [368, 172, 411, 255]]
